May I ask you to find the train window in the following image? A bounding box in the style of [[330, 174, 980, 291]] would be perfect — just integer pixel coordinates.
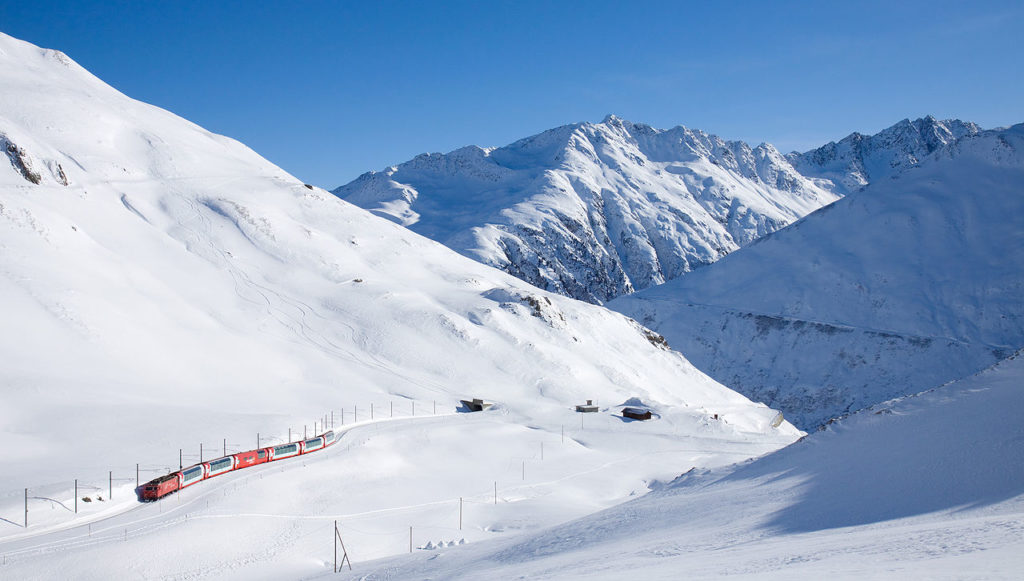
[[183, 467, 201, 481], [305, 438, 321, 447], [274, 444, 297, 455], [258, 450, 266, 459], [211, 458, 231, 470]]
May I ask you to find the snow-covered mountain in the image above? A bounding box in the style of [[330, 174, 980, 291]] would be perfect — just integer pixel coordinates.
[[790, 115, 981, 195], [335, 116, 838, 303], [0, 30, 797, 529], [612, 122, 1024, 428]]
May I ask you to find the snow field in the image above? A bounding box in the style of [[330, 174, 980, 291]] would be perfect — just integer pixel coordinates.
[[12, 30, 1018, 581], [0, 403, 795, 580], [322, 353, 1024, 581]]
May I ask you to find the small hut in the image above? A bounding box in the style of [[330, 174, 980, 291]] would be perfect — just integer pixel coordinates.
[[622, 407, 652, 421], [460, 398, 492, 412], [575, 399, 599, 413]]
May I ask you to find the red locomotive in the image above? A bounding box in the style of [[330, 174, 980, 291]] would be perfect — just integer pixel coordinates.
[[141, 430, 337, 501]]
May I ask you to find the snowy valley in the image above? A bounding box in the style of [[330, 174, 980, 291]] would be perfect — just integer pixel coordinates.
[[0, 28, 1022, 581], [611, 121, 1024, 428], [338, 109, 1024, 432], [0, 33, 797, 579]]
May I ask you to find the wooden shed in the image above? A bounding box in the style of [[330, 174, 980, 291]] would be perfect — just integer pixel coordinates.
[[622, 407, 652, 421], [575, 399, 599, 413]]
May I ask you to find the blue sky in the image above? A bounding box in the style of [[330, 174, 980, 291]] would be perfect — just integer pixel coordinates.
[[2, 1, 1022, 187]]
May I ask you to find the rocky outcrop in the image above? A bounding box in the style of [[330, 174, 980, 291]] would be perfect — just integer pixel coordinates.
[[335, 116, 837, 303]]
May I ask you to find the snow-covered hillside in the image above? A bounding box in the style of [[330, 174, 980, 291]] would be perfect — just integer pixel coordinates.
[[612, 123, 1024, 428], [337, 351, 1024, 580], [335, 116, 837, 303], [0, 32, 800, 578]]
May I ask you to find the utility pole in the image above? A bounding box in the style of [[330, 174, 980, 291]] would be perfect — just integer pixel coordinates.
[[179, 448, 182, 470], [459, 497, 463, 530], [24, 488, 28, 528], [334, 520, 351, 571], [75, 480, 78, 513], [109, 471, 112, 500]]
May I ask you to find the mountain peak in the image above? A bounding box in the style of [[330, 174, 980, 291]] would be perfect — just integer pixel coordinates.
[[602, 113, 624, 125], [337, 118, 837, 303]]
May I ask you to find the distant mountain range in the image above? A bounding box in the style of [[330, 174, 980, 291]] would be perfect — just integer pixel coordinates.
[[335, 115, 983, 305], [335, 115, 838, 303], [791, 116, 981, 195]]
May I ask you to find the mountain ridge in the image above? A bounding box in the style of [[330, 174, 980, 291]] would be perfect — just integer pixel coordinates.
[[790, 115, 982, 195], [336, 115, 838, 303]]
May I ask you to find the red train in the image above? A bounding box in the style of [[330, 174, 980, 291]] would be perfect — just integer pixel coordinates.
[[140, 430, 338, 501]]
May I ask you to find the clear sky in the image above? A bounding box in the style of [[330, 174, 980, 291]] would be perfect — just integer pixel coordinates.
[[2, 1, 1022, 187]]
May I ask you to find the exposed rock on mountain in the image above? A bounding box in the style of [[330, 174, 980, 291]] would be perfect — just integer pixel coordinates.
[[789, 116, 981, 195], [336, 116, 838, 303]]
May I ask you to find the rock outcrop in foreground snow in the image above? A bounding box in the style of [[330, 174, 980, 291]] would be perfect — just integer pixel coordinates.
[[335, 116, 838, 303]]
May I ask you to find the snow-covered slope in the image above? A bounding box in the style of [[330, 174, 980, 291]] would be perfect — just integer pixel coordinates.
[[0, 31, 799, 572], [790, 116, 981, 196], [612, 123, 1024, 428], [339, 351, 1024, 580], [335, 116, 838, 303]]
